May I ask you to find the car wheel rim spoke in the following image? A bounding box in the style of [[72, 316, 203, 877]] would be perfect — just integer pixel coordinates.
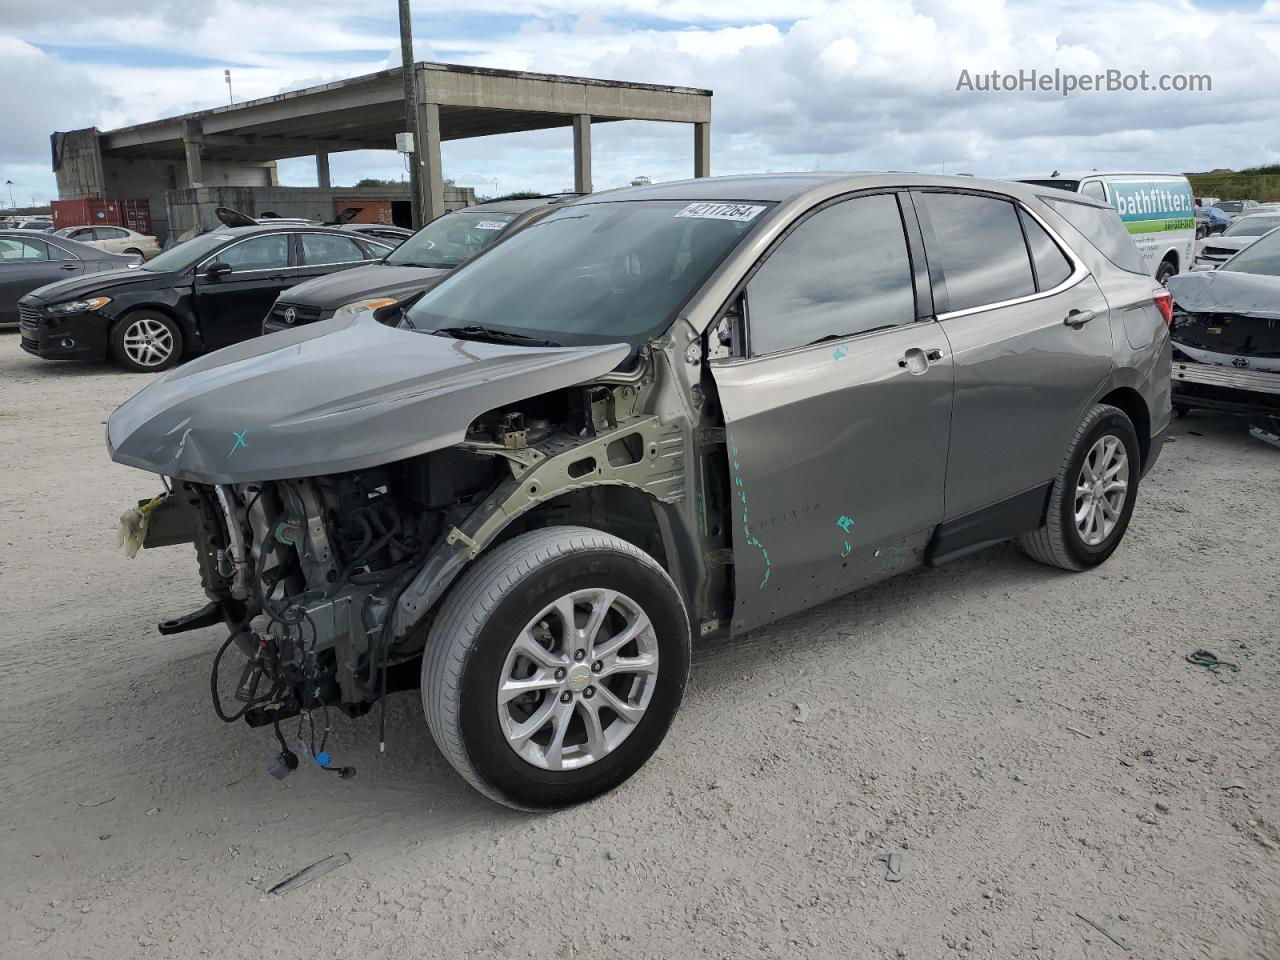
[[498, 587, 659, 771], [123, 319, 172, 366], [1075, 434, 1128, 546]]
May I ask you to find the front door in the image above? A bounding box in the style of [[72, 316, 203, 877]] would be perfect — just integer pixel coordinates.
[[193, 232, 296, 349], [709, 192, 953, 634], [0, 237, 82, 323], [912, 190, 1114, 522]]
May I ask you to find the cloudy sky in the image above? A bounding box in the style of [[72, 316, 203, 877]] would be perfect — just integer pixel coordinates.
[[0, 0, 1277, 205]]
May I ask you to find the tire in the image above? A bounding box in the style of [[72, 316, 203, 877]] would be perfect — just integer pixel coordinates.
[[1174, 404, 1191, 419], [123, 247, 144, 258], [1156, 260, 1176, 286], [422, 526, 691, 810], [110, 311, 183, 373], [1019, 404, 1141, 571]]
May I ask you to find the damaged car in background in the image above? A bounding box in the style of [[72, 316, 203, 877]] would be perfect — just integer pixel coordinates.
[[1168, 227, 1280, 446], [107, 175, 1171, 809]]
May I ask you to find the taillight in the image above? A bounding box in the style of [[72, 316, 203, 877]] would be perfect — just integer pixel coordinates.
[[1154, 289, 1174, 326]]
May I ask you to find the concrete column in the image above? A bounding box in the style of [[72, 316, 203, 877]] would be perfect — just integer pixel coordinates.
[[415, 100, 445, 223], [181, 120, 204, 188], [693, 122, 711, 178], [572, 114, 592, 194], [315, 151, 331, 189]]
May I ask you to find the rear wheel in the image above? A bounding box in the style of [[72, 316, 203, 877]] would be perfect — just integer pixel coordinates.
[[1019, 404, 1140, 571], [1156, 259, 1177, 285], [422, 526, 691, 810], [110, 311, 182, 373], [123, 247, 144, 258]]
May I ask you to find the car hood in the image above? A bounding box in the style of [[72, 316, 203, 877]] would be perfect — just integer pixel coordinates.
[[107, 312, 629, 485], [278, 262, 451, 310], [20, 267, 177, 304], [1169, 269, 1280, 320], [1199, 236, 1257, 253]]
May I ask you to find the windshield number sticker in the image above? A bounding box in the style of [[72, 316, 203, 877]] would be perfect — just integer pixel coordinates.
[[473, 220, 507, 230], [675, 202, 766, 222]]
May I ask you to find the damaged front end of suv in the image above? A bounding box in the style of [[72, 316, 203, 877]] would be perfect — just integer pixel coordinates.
[[108, 302, 731, 796]]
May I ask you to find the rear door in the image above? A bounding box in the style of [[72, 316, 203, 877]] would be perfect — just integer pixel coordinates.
[[93, 226, 129, 254], [709, 191, 953, 633], [0, 237, 81, 323], [193, 232, 296, 348], [914, 189, 1113, 532]]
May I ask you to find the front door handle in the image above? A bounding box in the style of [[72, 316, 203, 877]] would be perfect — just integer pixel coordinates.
[[1064, 308, 1096, 328], [59, 263, 78, 272], [898, 347, 946, 375]]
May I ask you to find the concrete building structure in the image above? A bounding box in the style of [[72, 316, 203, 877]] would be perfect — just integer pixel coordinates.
[[52, 62, 713, 243]]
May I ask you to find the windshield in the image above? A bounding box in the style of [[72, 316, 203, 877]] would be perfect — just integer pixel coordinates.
[[402, 200, 770, 347], [1222, 228, 1280, 276], [140, 233, 232, 272], [386, 210, 519, 269], [1216, 201, 1245, 214], [1223, 216, 1280, 238]]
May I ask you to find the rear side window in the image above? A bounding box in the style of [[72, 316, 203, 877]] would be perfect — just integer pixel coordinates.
[[1042, 197, 1148, 275], [746, 193, 916, 355], [1018, 209, 1073, 290], [919, 192, 1035, 312], [301, 233, 364, 265]]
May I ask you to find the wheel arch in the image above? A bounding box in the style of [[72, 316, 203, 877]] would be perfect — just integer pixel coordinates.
[[1097, 385, 1151, 469], [110, 302, 197, 355]]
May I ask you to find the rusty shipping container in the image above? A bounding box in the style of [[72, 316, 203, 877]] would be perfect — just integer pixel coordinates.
[[51, 198, 153, 235]]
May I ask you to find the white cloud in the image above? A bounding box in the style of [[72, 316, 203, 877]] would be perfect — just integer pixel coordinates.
[[2, 0, 1279, 206]]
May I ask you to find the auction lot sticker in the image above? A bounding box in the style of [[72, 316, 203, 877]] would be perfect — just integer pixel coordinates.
[[473, 220, 508, 230], [675, 202, 766, 222]]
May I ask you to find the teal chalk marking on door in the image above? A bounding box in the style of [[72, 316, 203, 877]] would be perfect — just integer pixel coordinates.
[[727, 431, 771, 589], [229, 430, 248, 457], [837, 515, 854, 533], [832, 345, 848, 361]]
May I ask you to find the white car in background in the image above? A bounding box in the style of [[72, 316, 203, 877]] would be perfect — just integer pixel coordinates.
[[1017, 172, 1196, 283], [1192, 212, 1280, 269], [54, 225, 162, 260]]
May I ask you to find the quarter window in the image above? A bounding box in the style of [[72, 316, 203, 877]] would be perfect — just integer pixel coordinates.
[[746, 193, 916, 355], [218, 234, 290, 271], [1019, 209, 1073, 291], [1080, 181, 1107, 202], [920, 192, 1036, 312], [301, 233, 364, 265]]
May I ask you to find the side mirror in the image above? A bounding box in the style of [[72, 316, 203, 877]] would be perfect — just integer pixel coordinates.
[[205, 261, 232, 279]]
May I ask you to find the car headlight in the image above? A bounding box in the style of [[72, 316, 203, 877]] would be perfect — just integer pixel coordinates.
[[48, 296, 112, 315], [333, 297, 398, 318]]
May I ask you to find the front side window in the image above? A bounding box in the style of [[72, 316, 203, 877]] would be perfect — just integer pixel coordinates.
[[746, 193, 915, 355], [0, 237, 47, 261], [921, 192, 1036, 312], [301, 233, 364, 265], [217, 234, 290, 271], [387, 210, 520, 269], [403, 200, 766, 348], [1080, 181, 1107, 202]]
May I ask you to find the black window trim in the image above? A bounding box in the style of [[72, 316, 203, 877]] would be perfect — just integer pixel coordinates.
[[710, 187, 932, 362], [911, 187, 1088, 320]]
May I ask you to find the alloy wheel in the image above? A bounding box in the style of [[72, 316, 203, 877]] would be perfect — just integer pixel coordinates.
[[497, 588, 659, 771], [1074, 434, 1129, 546], [121, 317, 175, 368]]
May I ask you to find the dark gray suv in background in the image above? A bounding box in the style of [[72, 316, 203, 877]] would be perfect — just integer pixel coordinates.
[[108, 174, 1171, 810]]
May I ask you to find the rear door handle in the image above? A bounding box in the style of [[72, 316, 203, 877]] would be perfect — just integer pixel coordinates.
[[1064, 309, 1096, 328], [60, 263, 78, 272]]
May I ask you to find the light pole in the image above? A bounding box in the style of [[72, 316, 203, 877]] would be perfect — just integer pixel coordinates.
[[4, 180, 14, 209], [225, 69, 234, 105], [399, 0, 424, 229]]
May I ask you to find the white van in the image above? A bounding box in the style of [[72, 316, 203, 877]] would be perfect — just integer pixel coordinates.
[[1017, 172, 1195, 283]]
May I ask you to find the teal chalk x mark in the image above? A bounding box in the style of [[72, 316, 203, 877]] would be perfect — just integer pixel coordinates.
[[727, 430, 771, 589], [229, 430, 248, 457], [841, 541, 852, 559], [836, 515, 854, 533], [832, 345, 849, 361]]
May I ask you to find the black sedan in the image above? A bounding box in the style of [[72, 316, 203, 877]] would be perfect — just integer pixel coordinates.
[[19, 224, 395, 372], [264, 195, 578, 333], [1, 231, 141, 327]]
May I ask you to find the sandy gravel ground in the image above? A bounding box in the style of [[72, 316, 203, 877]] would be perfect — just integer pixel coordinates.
[[1, 331, 1277, 960]]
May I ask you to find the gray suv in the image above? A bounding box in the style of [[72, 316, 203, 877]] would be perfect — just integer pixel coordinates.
[[107, 174, 1171, 809]]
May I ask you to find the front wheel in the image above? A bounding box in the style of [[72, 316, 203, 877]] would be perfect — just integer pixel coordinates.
[[110, 311, 183, 372], [422, 526, 691, 810], [1019, 403, 1141, 571]]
